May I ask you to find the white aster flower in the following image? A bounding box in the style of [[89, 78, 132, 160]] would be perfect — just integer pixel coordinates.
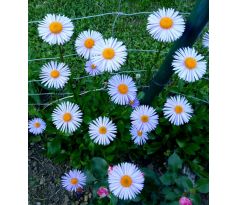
[[52, 102, 83, 133], [131, 105, 159, 132], [89, 116, 117, 145], [163, 95, 193, 126], [75, 30, 103, 59], [85, 60, 102, 76], [172, 47, 207, 82], [91, 37, 127, 72], [130, 126, 148, 145], [108, 75, 137, 105], [38, 14, 74, 45], [61, 170, 86, 192], [108, 162, 144, 200], [39, 61, 71, 89], [147, 8, 185, 42], [202, 32, 209, 48], [28, 118, 46, 135]]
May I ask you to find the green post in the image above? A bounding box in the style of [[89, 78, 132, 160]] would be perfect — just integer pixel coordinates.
[[141, 0, 209, 105]]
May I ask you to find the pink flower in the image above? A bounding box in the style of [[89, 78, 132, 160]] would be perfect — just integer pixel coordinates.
[[97, 187, 109, 198], [108, 165, 113, 175], [179, 197, 192, 205]]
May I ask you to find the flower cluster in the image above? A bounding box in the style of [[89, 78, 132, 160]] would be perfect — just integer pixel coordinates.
[[28, 7, 208, 202]]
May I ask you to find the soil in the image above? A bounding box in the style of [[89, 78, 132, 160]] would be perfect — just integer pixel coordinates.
[[28, 143, 91, 205]]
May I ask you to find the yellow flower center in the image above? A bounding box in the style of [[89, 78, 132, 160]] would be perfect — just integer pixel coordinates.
[[99, 126, 107, 134], [174, 105, 183, 114], [120, 175, 132, 187], [63, 112, 72, 122], [129, 100, 134, 105], [50, 69, 60, 78], [118, 84, 129, 94], [102, 48, 115, 59], [159, 17, 173, 29], [91, 64, 97, 69], [70, 178, 78, 185], [34, 122, 41, 128], [137, 130, 143, 137], [141, 115, 149, 123], [184, 57, 197, 70], [84, 38, 95, 49], [49, 21, 63, 34]]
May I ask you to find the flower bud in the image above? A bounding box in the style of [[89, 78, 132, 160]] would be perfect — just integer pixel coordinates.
[[179, 197, 192, 205], [97, 187, 109, 198]]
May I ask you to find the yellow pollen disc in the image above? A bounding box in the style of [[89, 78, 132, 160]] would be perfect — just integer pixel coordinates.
[[159, 17, 173, 29], [141, 115, 149, 123], [63, 113, 72, 122], [174, 105, 183, 114], [129, 100, 134, 105], [102, 48, 115, 59], [70, 178, 78, 185], [84, 38, 95, 49], [49, 21, 63, 34], [120, 175, 132, 187], [34, 122, 41, 128], [50, 69, 60, 78], [184, 57, 197, 69], [118, 84, 129, 94], [99, 126, 107, 134], [91, 64, 97, 69], [137, 130, 143, 137]]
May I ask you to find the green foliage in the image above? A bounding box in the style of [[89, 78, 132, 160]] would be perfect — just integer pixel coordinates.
[[28, 0, 208, 204]]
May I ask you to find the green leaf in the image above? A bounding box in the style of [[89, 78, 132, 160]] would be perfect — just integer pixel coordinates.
[[117, 120, 125, 133], [175, 176, 193, 191], [163, 189, 177, 201], [176, 139, 186, 148], [190, 193, 202, 205], [109, 194, 118, 205], [47, 139, 61, 155], [168, 152, 183, 171], [160, 172, 173, 186], [30, 135, 41, 142], [196, 178, 209, 193], [141, 168, 160, 186], [84, 170, 96, 184], [137, 91, 145, 100], [91, 157, 108, 179]]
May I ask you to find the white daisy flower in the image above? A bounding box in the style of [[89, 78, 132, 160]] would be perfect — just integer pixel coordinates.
[[108, 162, 144, 200], [38, 14, 74, 45], [172, 47, 207, 82], [89, 116, 117, 145], [91, 37, 127, 72], [202, 32, 209, 48], [108, 75, 137, 105], [131, 105, 159, 132], [130, 126, 148, 145], [61, 170, 86, 192], [52, 102, 83, 133], [85, 60, 102, 76], [163, 95, 193, 126], [28, 118, 46, 135], [39, 61, 71, 89], [75, 30, 103, 59], [147, 8, 185, 42]]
